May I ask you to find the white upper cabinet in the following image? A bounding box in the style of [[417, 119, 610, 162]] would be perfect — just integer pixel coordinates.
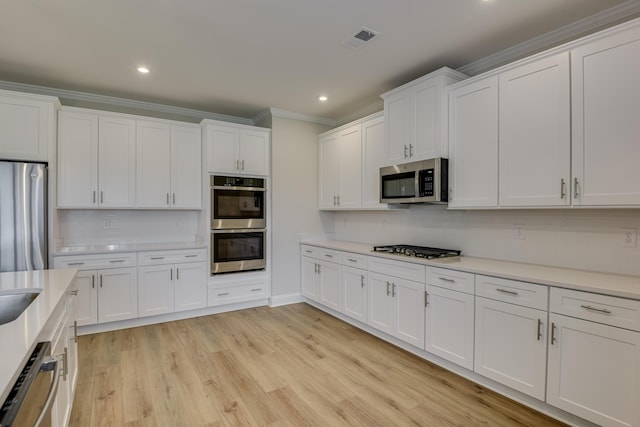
[[447, 76, 499, 208], [499, 53, 571, 207], [319, 131, 341, 209], [136, 121, 201, 209], [361, 115, 387, 209], [204, 121, 270, 176], [98, 116, 137, 208], [0, 89, 59, 162], [381, 67, 466, 164], [571, 23, 640, 206], [336, 125, 363, 209]]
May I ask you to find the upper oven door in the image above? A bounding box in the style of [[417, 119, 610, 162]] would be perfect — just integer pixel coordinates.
[[211, 187, 266, 229]]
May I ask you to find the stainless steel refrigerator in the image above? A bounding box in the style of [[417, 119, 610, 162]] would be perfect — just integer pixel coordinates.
[[0, 160, 47, 272]]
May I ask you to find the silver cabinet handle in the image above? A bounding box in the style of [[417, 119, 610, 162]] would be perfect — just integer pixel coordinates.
[[496, 288, 519, 296], [574, 177, 579, 199], [170, 268, 173, 281], [425, 291, 429, 307], [176, 268, 179, 281], [403, 145, 408, 158], [92, 274, 95, 289], [347, 258, 357, 263], [99, 274, 103, 288], [314, 263, 318, 274], [251, 288, 262, 292], [74, 320, 78, 343], [241, 160, 245, 170], [150, 257, 165, 260], [62, 347, 69, 380], [560, 179, 567, 199], [550, 322, 557, 345], [67, 262, 84, 266], [317, 264, 321, 274], [166, 193, 170, 205], [185, 254, 198, 258], [173, 193, 176, 205], [438, 277, 455, 283], [70, 290, 78, 296], [109, 259, 126, 263], [100, 190, 104, 204], [33, 357, 61, 427], [305, 250, 313, 254], [392, 283, 396, 297], [580, 304, 612, 314], [537, 319, 543, 341], [386, 281, 390, 296], [93, 190, 96, 204], [409, 144, 414, 157], [236, 159, 240, 171], [336, 195, 340, 205], [218, 292, 229, 296], [361, 275, 365, 287], [333, 195, 337, 205], [324, 254, 333, 258]]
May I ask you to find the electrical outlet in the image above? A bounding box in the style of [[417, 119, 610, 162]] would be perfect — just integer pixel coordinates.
[[103, 219, 111, 230], [621, 228, 637, 248], [513, 224, 525, 240]]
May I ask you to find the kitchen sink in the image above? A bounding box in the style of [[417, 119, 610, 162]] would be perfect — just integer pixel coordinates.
[[0, 290, 41, 325]]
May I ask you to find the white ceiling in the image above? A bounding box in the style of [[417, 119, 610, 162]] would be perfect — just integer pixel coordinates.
[[0, 0, 637, 121]]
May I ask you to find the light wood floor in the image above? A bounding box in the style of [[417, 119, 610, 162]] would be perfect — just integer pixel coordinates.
[[70, 303, 567, 427]]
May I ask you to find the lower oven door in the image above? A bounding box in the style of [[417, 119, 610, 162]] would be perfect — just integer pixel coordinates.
[[211, 229, 266, 274]]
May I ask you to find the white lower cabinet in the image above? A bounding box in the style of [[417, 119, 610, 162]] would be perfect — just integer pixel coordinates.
[[301, 255, 320, 301], [97, 267, 138, 323], [368, 272, 425, 348], [547, 288, 640, 427], [73, 270, 99, 326], [138, 265, 174, 317], [342, 265, 368, 323], [301, 246, 342, 311], [51, 287, 77, 427]]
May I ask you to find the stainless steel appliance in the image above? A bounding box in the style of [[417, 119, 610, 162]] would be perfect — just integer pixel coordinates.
[[211, 229, 266, 274], [0, 161, 47, 272], [0, 342, 60, 427], [380, 158, 448, 204], [210, 175, 267, 274], [373, 244, 461, 259], [210, 175, 266, 229]]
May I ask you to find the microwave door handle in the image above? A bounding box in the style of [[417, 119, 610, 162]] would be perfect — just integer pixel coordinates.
[[33, 357, 61, 427]]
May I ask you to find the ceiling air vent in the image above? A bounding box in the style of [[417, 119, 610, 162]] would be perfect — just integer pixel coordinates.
[[342, 27, 380, 49]]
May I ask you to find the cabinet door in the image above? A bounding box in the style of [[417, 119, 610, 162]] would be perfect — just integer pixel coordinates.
[[448, 76, 499, 208], [98, 116, 136, 207], [342, 266, 367, 323], [98, 267, 138, 323], [51, 319, 70, 427], [301, 257, 319, 301], [57, 111, 99, 207], [337, 125, 362, 208], [319, 260, 341, 311], [318, 132, 340, 209], [136, 120, 171, 208], [414, 79, 439, 160], [66, 290, 78, 396], [384, 91, 413, 164], [499, 53, 571, 207], [367, 272, 394, 335], [171, 125, 202, 208], [207, 125, 239, 174], [0, 94, 53, 162], [361, 115, 386, 208], [138, 264, 174, 317], [239, 129, 269, 176], [547, 314, 640, 427], [74, 270, 98, 326], [175, 262, 207, 312], [571, 25, 640, 206], [393, 278, 425, 348], [425, 285, 475, 370], [474, 297, 547, 400]]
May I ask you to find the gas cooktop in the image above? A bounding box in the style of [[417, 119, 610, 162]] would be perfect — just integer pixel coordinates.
[[373, 244, 461, 259]]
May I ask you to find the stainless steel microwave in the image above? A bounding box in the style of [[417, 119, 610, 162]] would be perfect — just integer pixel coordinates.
[[380, 158, 448, 204]]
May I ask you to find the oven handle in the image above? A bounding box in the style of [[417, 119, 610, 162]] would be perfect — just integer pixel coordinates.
[[211, 185, 266, 192], [33, 356, 61, 427], [212, 228, 267, 234]]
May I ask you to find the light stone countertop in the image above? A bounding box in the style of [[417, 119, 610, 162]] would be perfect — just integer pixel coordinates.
[[300, 240, 640, 301], [52, 241, 207, 256], [0, 268, 77, 403]]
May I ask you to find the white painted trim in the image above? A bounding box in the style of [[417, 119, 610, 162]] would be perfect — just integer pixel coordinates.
[[268, 108, 337, 127], [335, 101, 383, 127], [0, 80, 253, 126], [77, 299, 269, 335], [269, 293, 304, 307], [458, 1, 640, 76]]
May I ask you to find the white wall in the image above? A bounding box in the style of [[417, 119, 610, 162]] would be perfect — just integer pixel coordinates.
[[270, 115, 333, 296], [57, 210, 199, 247], [332, 206, 640, 277]]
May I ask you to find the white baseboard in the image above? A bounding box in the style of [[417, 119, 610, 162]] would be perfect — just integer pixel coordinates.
[[269, 293, 304, 307]]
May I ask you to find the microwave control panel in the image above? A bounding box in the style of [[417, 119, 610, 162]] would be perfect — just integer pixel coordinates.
[[419, 169, 434, 197]]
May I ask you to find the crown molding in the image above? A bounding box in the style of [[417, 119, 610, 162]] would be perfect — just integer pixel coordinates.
[[458, 0, 640, 76], [0, 80, 253, 125], [336, 100, 383, 127], [266, 108, 337, 127]]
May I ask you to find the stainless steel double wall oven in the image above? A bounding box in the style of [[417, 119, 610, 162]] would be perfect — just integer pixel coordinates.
[[210, 175, 266, 274]]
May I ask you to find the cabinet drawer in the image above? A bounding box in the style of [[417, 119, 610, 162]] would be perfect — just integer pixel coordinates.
[[301, 245, 321, 259], [53, 252, 137, 270], [475, 275, 548, 310], [318, 248, 341, 263], [138, 248, 206, 265], [427, 267, 474, 294], [368, 256, 425, 283], [341, 252, 367, 269], [208, 283, 267, 305], [550, 288, 640, 332]]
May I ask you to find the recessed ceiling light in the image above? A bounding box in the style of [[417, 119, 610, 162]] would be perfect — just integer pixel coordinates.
[[137, 66, 150, 74], [318, 95, 328, 102]]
